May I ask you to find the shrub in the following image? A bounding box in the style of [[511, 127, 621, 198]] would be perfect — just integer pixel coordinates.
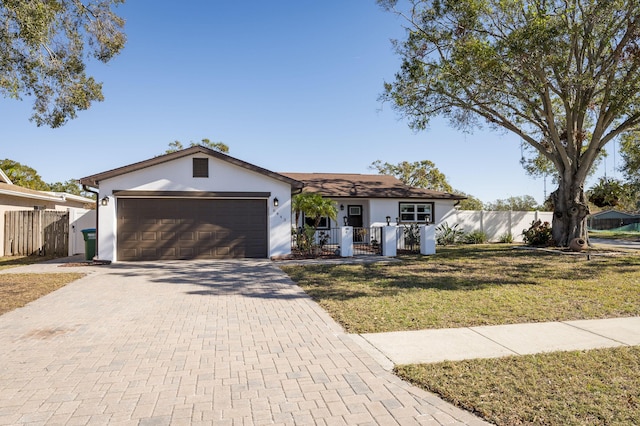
[[292, 224, 318, 254], [498, 232, 514, 243], [464, 230, 488, 244], [436, 222, 464, 245], [522, 220, 553, 246]]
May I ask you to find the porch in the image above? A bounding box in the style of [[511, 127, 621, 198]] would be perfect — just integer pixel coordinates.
[[290, 224, 436, 258]]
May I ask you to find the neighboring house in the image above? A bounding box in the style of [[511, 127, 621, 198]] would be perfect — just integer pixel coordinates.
[[0, 169, 96, 255], [280, 173, 466, 230], [589, 209, 640, 230], [79, 146, 303, 262]]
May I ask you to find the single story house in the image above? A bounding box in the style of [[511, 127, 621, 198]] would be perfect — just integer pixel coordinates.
[[0, 168, 96, 255], [79, 146, 465, 262]]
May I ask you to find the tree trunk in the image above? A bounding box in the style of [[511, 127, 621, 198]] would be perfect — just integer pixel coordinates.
[[551, 176, 590, 247]]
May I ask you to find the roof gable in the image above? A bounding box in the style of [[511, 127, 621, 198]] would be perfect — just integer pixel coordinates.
[[0, 169, 12, 184], [79, 146, 303, 190], [590, 209, 640, 219], [280, 172, 466, 200]]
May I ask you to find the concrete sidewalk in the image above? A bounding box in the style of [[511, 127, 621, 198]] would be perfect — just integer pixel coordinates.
[[352, 317, 640, 369]]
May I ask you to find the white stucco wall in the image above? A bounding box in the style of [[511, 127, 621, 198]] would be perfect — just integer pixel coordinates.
[[68, 208, 96, 256], [96, 154, 293, 261], [369, 198, 458, 226], [292, 198, 459, 229], [439, 209, 553, 242]]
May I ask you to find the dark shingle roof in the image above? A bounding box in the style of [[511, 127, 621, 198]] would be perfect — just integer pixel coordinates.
[[280, 173, 466, 200]]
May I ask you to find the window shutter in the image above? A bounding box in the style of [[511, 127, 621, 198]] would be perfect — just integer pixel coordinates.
[[193, 158, 209, 178]]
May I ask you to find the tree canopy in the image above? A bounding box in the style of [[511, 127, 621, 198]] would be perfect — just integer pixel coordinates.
[[370, 159, 487, 209], [0, 159, 95, 199], [0, 0, 126, 127], [49, 179, 91, 198], [485, 195, 541, 211], [165, 139, 229, 154], [0, 159, 49, 190], [455, 191, 484, 210], [619, 132, 640, 186], [291, 192, 338, 230], [379, 0, 640, 245], [370, 159, 454, 192]]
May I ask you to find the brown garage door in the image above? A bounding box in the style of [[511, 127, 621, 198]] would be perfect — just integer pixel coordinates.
[[117, 198, 267, 260]]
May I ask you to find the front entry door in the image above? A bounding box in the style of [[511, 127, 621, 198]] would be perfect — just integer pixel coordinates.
[[348, 205, 364, 242]]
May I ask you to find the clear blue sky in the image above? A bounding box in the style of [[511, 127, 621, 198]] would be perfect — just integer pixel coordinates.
[[1, 1, 615, 205]]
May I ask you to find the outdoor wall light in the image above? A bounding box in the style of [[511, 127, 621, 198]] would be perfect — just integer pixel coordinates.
[[273, 197, 279, 207], [340, 204, 344, 211], [395, 217, 399, 224], [343, 216, 348, 226], [386, 216, 391, 226], [100, 196, 109, 206]]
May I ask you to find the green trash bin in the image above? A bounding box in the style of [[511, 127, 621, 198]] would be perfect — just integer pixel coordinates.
[[81, 228, 96, 260]]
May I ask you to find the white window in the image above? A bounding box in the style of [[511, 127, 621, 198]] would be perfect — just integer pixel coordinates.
[[399, 202, 433, 223], [304, 215, 330, 230]]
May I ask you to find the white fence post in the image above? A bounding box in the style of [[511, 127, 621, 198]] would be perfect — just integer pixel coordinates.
[[382, 226, 397, 257], [508, 210, 513, 239], [340, 226, 353, 257], [420, 225, 436, 255]]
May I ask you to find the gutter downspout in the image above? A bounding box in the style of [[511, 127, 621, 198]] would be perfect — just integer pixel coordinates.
[[82, 185, 99, 260]]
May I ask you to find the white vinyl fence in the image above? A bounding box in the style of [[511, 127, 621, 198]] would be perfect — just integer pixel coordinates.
[[438, 210, 553, 243]]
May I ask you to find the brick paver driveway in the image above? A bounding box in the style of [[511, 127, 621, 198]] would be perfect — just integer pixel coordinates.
[[0, 260, 488, 425]]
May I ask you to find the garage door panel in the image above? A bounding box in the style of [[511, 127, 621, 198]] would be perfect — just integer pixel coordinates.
[[141, 232, 157, 241], [179, 232, 195, 241], [159, 247, 177, 258], [178, 247, 195, 258], [198, 231, 213, 240], [117, 198, 267, 260], [119, 231, 137, 241], [141, 248, 158, 257], [215, 246, 231, 256], [120, 248, 138, 258]]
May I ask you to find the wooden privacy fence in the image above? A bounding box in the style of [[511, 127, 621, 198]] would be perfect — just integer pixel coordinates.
[[4, 210, 69, 256]]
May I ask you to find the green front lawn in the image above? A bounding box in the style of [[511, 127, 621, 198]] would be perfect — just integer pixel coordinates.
[[282, 245, 640, 334], [396, 347, 640, 426], [590, 229, 640, 241], [281, 245, 640, 425]]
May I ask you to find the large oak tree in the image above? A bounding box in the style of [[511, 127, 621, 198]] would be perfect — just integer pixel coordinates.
[[369, 159, 454, 192], [0, 0, 126, 127], [379, 0, 640, 245]]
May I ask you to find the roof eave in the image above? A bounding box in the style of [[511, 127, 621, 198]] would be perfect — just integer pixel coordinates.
[[299, 190, 467, 200], [79, 146, 304, 190], [0, 188, 66, 202]]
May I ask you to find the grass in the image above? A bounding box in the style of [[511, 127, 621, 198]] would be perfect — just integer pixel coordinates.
[[395, 347, 640, 425], [0, 254, 58, 271], [282, 244, 640, 425], [281, 245, 640, 334], [590, 229, 640, 241], [0, 255, 84, 315]]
